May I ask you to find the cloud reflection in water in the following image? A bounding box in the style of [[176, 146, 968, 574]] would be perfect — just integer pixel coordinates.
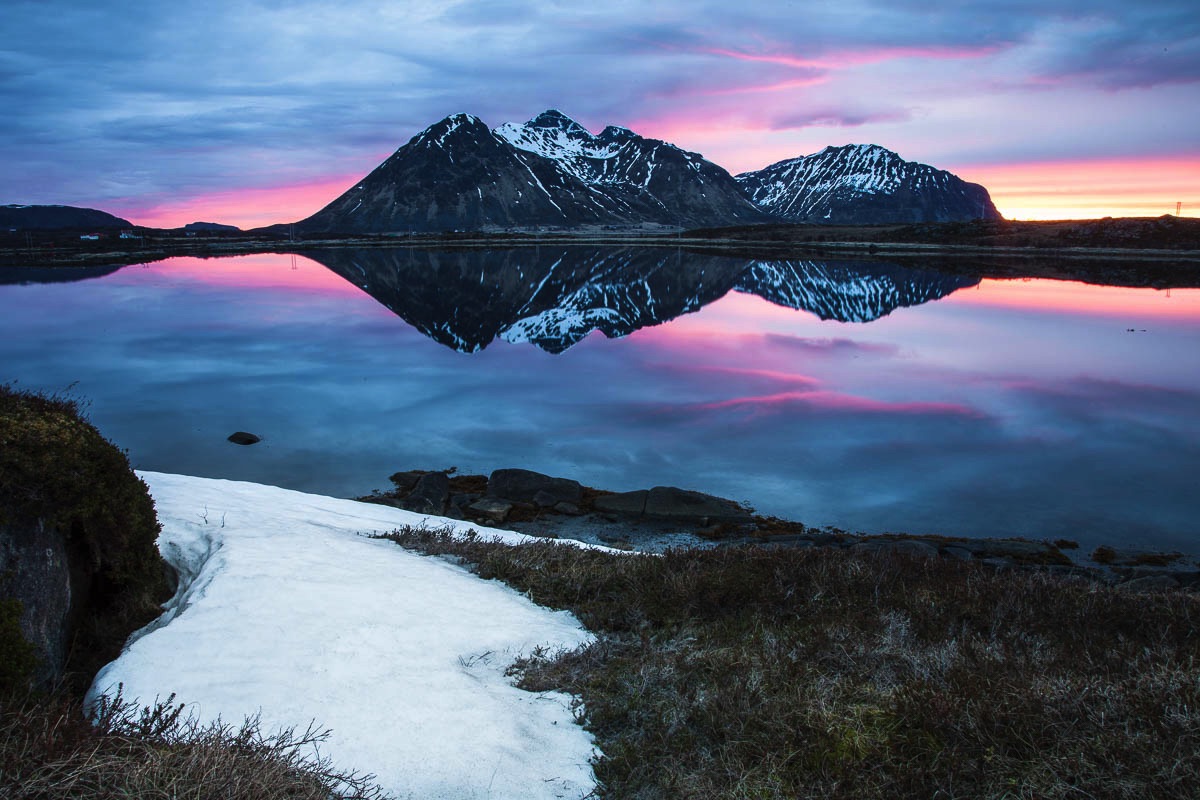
[[0, 249, 1197, 554]]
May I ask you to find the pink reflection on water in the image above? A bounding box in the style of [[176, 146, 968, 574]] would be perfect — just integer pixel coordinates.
[[945, 278, 1200, 319], [108, 254, 367, 297], [649, 363, 821, 389], [694, 390, 980, 417]]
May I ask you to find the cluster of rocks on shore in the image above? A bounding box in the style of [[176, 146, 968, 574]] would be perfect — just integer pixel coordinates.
[[367, 467, 1199, 592]]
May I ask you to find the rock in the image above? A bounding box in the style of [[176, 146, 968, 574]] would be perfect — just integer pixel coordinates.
[[402, 472, 450, 515], [552, 502, 581, 516], [0, 513, 72, 688], [883, 539, 939, 558], [533, 489, 568, 508], [1091, 546, 1185, 567], [447, 493, 481, 518], [943, 546, 974, 561], [954, 538, 1069, 564], [488, 469, 582, 506], [958, 539, 1051, 557], [644, 486, 752, 522], [853, 539, 938, 558], [0, 385, 170, 691], [467, 497, 513, 523], [389, 470, 425, 492], [227, 431, 261, 445], [593, 490, 648, 516], [1121, 574, 1181, 592], [758, 538, 815, 551]]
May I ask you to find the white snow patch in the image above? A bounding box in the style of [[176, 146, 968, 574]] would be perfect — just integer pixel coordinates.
[[89, 472, 599, 800]]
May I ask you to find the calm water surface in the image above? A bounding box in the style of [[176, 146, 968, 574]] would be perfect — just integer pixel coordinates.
[[1, 250, 1197, 554]]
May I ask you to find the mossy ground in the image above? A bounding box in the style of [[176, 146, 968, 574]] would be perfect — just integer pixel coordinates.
[[0, 383, 170, 690], [381, 527, 1200, 799]]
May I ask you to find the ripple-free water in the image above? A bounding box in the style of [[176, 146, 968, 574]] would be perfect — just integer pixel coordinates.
[[2, 249, 1197, 555]]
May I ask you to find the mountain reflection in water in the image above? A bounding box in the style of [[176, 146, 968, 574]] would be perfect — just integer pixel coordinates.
[[0, 248, 1196, 555], [301, 247, 979, 353]]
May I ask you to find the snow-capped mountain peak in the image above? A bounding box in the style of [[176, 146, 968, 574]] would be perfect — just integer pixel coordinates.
[[737, 143, 1002, 224], [494, 111, 611, 174], [412, 112, 490, 147]]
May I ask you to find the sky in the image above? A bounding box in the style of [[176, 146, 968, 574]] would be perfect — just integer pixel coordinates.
[[1, 0, 1198, 228]]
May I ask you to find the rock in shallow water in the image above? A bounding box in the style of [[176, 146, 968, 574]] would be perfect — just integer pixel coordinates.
[[227, 431, 261, 445], [487, 468, 582, 507], [644, 486, 752, 523]]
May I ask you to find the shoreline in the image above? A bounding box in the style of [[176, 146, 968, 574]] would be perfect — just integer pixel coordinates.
[[4, 231, 1200, 289], [362, 466, 1200, 592]]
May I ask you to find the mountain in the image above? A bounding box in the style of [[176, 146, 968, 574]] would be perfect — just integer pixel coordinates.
[[301, 246, 977, 353], [296, 111, 767, 234], [0, 204, 133, 230], [736, 144, 1002, 224]]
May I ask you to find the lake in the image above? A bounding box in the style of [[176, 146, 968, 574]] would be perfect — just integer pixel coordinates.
[[1, 247, 1197, 555]]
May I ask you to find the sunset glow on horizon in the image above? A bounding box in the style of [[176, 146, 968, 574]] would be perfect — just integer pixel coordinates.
[[100, 148, 1200, 230], [105, 175, 369, 231], [963, 157, 1200, 221]]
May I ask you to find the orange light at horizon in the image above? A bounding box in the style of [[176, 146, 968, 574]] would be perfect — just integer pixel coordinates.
[[959, 157, 1200, 221], [948, 278, 1200, 320], [107, 151, 1199, 229]]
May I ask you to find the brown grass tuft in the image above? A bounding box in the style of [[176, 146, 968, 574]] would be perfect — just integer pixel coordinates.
[[0, 688, 389, 799]]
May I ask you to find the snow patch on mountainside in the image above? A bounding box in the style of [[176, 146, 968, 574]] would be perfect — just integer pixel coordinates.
[[495, 110, 709, 191]]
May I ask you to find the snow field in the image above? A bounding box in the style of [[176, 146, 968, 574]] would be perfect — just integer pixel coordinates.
[[89, 472, 599, 800]]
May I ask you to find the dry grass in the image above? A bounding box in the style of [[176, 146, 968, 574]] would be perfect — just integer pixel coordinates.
[[0, 688, 388, 799], [379, 526, 1200, 799]]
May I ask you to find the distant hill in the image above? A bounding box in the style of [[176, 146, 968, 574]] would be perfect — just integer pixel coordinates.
[[182, 221, 241, 233], [0, 204, 133, 230]]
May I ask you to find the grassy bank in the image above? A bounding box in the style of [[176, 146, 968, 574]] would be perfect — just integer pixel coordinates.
[[380, 526, 1200, 799]]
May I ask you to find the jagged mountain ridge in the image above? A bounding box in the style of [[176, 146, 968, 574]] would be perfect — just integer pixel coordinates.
[[297, 111, 767, 233], [736, 144, 1002, 224], [301, 247, 978, 353], [494, 110, 765, 227]]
